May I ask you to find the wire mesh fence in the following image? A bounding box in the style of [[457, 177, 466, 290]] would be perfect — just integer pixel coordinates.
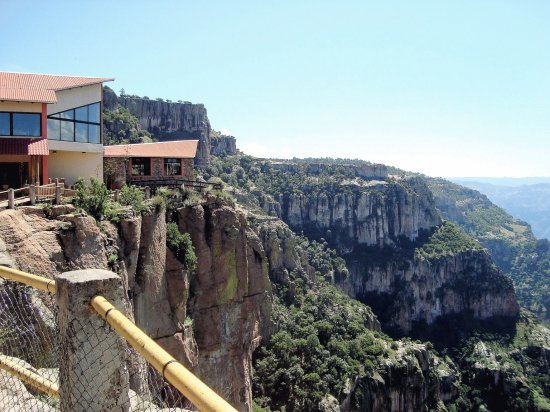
[[0, 278, 59, 411], [0, 276, 193, 411]]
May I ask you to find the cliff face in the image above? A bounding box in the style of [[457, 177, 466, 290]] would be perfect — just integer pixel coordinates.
[[343, 249, 519, 334], [0, 202, 268, 411], [177, 198, 267, 410], [211, 135, 237, 156], [103, 90, 212, 166], [245, 168, 518, 335], [266, 177, 441, 253]]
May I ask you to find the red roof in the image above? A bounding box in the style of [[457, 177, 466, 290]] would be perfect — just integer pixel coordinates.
[[0, 138, 49, 155], [0, 72, 114, 103], [104, 140, 199, 158]]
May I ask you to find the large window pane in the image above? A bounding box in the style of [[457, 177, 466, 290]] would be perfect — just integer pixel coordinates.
[[75, 123, 88, 142], [60, 121, 74, 141], [75, 106, 88, 122], [59, 110, 74, 120], [47, 118, 61, 140], [164, 158, 181, 176], [88, 124, 100, 144], [131, 158, 151, 176], [12, 113, 40, 136], [88, 103, 100, 123], [0, 113, 9, 135]]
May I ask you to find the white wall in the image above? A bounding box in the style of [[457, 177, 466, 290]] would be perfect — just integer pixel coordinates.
[[48, 151, 103, 186], [47, 84, 102, 115]]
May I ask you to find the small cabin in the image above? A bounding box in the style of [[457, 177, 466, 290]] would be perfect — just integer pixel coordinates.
[[103, 140, 198, 189]]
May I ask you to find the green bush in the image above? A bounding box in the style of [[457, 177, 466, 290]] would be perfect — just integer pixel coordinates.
[[118, 184, 147, 212], [166, 222, 197, 272], [73, 177, 112, 220]]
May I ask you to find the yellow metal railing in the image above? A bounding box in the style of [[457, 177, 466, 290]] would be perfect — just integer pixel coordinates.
[[0, 354, 59, 398], [0, 266, 56, 293], [0, 265, 237, 412], [91, 296, 237, 412]]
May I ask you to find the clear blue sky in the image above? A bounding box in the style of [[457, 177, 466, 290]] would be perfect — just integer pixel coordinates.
[[2, 1, 549, 177]]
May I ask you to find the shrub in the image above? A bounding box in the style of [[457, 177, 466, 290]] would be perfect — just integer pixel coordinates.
[[118, 184, 147, 213], [73, 177, 111, 220], [166, 222, 197, 272]]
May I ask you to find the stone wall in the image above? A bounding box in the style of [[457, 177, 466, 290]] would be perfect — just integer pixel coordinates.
[[103, 157, 195, 188]]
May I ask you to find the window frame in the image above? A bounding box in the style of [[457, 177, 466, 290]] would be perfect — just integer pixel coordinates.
[[130, 157, 152, 177], [0, 112, 42, 137], [47, 101, 102, 143], [163, 158, 183, 177]]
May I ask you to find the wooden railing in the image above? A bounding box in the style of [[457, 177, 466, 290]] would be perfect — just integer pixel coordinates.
[[129, 178, 222, 192]]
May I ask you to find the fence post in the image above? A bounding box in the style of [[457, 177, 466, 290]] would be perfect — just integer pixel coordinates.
[[55, 184, 62, 205], [29, 185, 36, 205], [144, 186, 150, 199], [56, 269, 130, 412], [7, 189, 14, 209]]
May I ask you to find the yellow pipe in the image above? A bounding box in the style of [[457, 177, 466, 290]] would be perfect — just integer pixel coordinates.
[[0, 266, 56, 294], [90, 295, 237, 412], [0, 354, 60, 398]]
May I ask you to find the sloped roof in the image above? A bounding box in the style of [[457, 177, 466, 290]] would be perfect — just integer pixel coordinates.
[[0, 72, 114, 103], [104, 140, 199, 158], [0, 138, 49, 155]]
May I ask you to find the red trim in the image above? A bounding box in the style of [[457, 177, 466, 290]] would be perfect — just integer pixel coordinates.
[[42, 155, 48, 184], [41, 103, 47, 139]]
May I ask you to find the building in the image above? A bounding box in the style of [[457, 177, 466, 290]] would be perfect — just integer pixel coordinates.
[[0, 72, 113, 189], [103, 140, 198, 188]]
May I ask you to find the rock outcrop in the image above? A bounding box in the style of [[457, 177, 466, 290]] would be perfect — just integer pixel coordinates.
[[266, 176, 441, 253], [103, 90, 212, 166], [0, 200, 268, 411], [344, 249, 519, 334], [341, 342, 456, 412], [211, 135, 237, 156], [178, 197, 268, 411]]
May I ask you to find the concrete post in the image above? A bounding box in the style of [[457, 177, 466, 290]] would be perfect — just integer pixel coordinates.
[[56, 269, 130, 412], [144, 186, 151, 199], [29, 185, 36, 205], [7, 189, 14, 209], [55, 185, 62, 205], [114, 189, 120, 202]]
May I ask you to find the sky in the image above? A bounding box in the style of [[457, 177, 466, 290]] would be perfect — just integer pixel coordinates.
[[1, 1, 549, 178]]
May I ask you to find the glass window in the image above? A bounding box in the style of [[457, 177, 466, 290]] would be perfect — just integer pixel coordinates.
[[88, 103, 100, 123], [131, 158, 151, 176], [59, 110, 74, 120], [88, 124, 100, 144], [60, 121, 74, 141], [0, 113, 9, 135], [75, 106, 88, 122], [47, 118, 61, 140], [12, 113, 40, 136], [75, 123, 88, 142], [164, 158, 182, 176]]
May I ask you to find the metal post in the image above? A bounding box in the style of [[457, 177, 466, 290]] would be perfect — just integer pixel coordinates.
[[56, 269, 130, 412], [7, 189, 14, 209], [29, 185, 36, 205]]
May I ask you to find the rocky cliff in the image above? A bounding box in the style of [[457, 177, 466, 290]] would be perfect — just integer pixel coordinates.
[[206, 156, 520, 336], [103, 88, 212, 166], [0, 200, 268, 411], [266, 176, 441, 253]]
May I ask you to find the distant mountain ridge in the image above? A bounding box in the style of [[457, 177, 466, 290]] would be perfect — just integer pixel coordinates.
[[452, 179, 550, 239]]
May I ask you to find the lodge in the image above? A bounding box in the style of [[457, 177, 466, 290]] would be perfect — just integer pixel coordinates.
[[0, 72, 113, 189]]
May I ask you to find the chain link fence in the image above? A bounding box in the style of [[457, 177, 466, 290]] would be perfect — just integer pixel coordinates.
[[0, 276, 193, 411]]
